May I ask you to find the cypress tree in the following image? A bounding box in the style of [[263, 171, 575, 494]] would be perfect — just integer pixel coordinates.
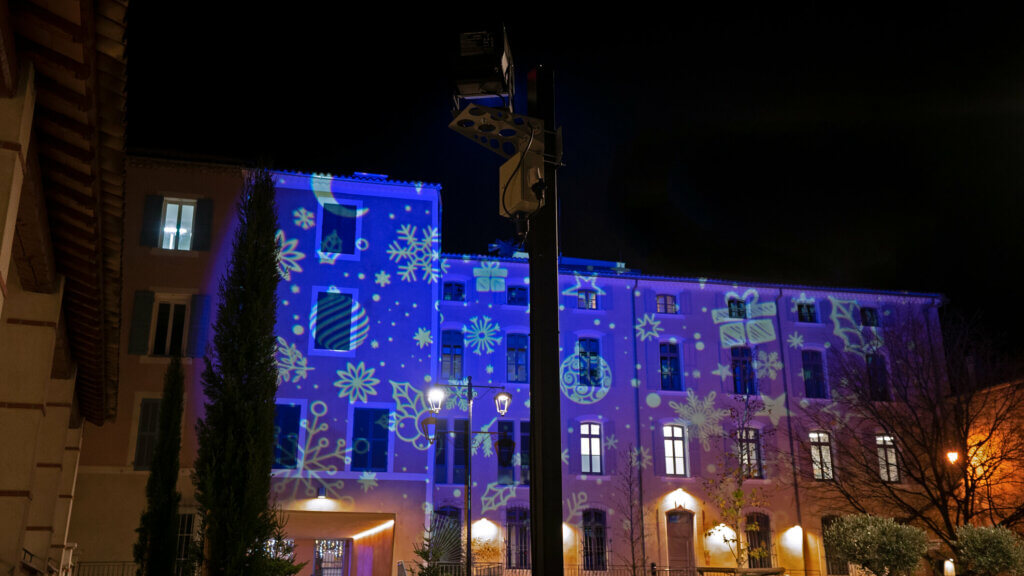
[[134, 355, 185, 576], [194, 168, 298, 576]]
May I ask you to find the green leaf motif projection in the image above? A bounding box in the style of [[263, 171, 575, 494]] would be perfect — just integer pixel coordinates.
[[276, 336, 313, 383], [275, 230, 305, 281], [480, 483, 517, 513], [390, 380, 431, 450], [829, 297, 883, 357]]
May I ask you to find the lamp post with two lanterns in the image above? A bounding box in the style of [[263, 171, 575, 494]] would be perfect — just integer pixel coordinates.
[[421, 376, 512, 576]]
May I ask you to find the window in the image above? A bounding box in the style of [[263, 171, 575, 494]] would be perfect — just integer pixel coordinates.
[[738, 427, 763, 479], [273, 404, 301, 469], [578, 289, 598, 310], [441, 330, 464, 380], [732, 346, 757, 395], [319, 202, 358, 255], [134, 398, 161, 470], [867, 354, 889, 401], [312, 289, 364, 353], [351, 408, 389, 472], [728, 298, 747, 319], [578, 338, 602, 387], [443, 282, 465, 302], [507, 334, 529, 383], [506, 507, 531, 569], [141, 195, 212, 251], [497, 421, 515, 484], [151, 298, 188, 356], [745, 512, 772, 568], [860, 306, 879, 327], [663, 424, 688, 476], [876, 434, 899, 482], [175, 513, 197, 575], [581, 509, 607, 571], [435, 506, 462, 562], [660, 342, 682, 391], [797, 302, 817, 323], [453, 419, 469, 484], [822, 516, 850, 576], [507, 286, 528, 306], [520, 421, 531, 485], [433, 420, 448, 485], [160, 198, 196, 250], [809, 431, 834, 480], [802, 350, 827, 398], [657, 294, 677, 314], [580, 423, 603, 475]]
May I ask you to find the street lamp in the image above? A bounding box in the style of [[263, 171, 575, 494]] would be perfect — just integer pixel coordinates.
[[425, 376, 511, 575], [946, 451, 959, 465]]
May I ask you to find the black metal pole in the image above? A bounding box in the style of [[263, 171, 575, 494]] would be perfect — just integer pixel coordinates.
[[466, 376, 473, 576], [527, 65, 564, 576]]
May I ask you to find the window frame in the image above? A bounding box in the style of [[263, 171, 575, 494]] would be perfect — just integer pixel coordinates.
[[308, 286, 364, 357], [520, 421, 531, 486], [876, 434, 900, 482], [272, 401, 305, 470], [149, 295, 190, 357], [577, 289, 598, 310], [809, 431, 834, 481], [656, 294, 678, 314], [802, 349, 827, 399], [732, 346, 758, 395], [867, 353, 890, 401], [580, 422, 603, 475], [578, 338, 602, 387], [497, 420, 516, 485], [133, 397, 162, 471], [441, 330, 465, 381], [663, 424, 688, 477], [581, 509, 608, 571], [160, 197, 198, 251], [737, 427, 764, 479], [796, 302, 818, 323], [728, 298, 747, 319], [660, 341, 683, 391], [315, 198, 364, 262], [350, 407, 391, 472], [507, 285, 529, 306], [506, 333, 529, 383], [860, 306, 880, 327], [442, 281, 466, 302], [506, 507, 531, 569]]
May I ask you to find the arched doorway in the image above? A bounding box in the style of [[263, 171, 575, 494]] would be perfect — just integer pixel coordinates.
[[666, 508, 695, 572]]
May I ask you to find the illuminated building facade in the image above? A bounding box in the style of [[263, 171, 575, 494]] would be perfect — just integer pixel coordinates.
[[67, 157, 943, 576]]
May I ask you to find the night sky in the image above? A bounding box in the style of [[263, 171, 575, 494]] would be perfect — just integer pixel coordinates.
[[127, 8, 1024, 354]]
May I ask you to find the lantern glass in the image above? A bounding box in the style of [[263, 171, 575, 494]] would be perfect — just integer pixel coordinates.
[[427, 386, 446, 413], [494, 391, 512, 416]]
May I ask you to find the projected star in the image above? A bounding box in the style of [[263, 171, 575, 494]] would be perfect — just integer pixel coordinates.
[[634, 314, 663, 342], [561, 272, 606, 296], [712, 363, 732, 381], [413, 327, 432, 349], [757, 393, 788, 426]]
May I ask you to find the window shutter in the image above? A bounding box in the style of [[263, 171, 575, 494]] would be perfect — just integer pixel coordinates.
[[653, 426, 665, 476], [191, 198, 214, 251], [683, 342, 696, 387], [677, 291, 692, 315], [140, 195, 164, 247], [818, 299, 832, 324], [604, 421, 617, 474], [129, 290, 155, 355], [785, 299, 798, 322], [569, 424, 581, 474], [134, 398, 162, 470], [187, 294, 211, 357]]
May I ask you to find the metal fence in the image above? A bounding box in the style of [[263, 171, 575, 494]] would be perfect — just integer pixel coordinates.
[[409, 564, 749, 576], [73, 562, 136, 576]]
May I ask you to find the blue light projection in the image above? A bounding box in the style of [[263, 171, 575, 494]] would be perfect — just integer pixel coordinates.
[[559, 342, 613, 405]]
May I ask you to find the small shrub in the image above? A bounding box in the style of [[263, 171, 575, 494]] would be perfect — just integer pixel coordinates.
[[955, 525, 1024, 576], [823, 514, 927, 576]]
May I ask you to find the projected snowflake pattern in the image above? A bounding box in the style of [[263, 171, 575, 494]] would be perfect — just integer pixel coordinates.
[[565, 492, 589, 523], [413, 327, 432, 349], [271, 400, 354, 504], [333, 362, 380, 404], [293, 207, 315, 230], [374, 270, 391, 287], [276, 336, 313, 383], [463, 316, 501, 355], [630, 446, 652, 469], [787, 332, 805, 349], [275, 230, 305, 281], [386, 224, 447, 283], [634, 313, 663, 342], [358, 471, 378, 492], [755, 350, 783, 380], [670, 391, 729, 451]]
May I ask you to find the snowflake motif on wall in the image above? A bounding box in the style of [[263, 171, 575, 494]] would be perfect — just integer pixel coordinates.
[[485, 364, 494, 375], [463, 316, 501, 355], [271, 400, 354, 505], [787, 332, 805, 349], [333, 362, 380, 404], [386, 224, 447, 283], [634, 313, 664, 342], [564, 492, 589, 523], [562, 449, 570, 465], [670, 391, 730, 451], [275, 230, 305, 281], [413, 327, 433, 349], [480, 483, 517, 513], [276, 336, 313, 383], [358, 471, 378, 492], [603, 434, 618, 451], [293, 207, 315, 230], [375, 270, 391, 287], [755, 351, 783, 380], [630, 446, 653, 469]]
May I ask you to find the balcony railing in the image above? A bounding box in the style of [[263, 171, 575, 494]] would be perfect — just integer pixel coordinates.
[[406, 564, 779, 576], [74, 561, 197, 576]]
